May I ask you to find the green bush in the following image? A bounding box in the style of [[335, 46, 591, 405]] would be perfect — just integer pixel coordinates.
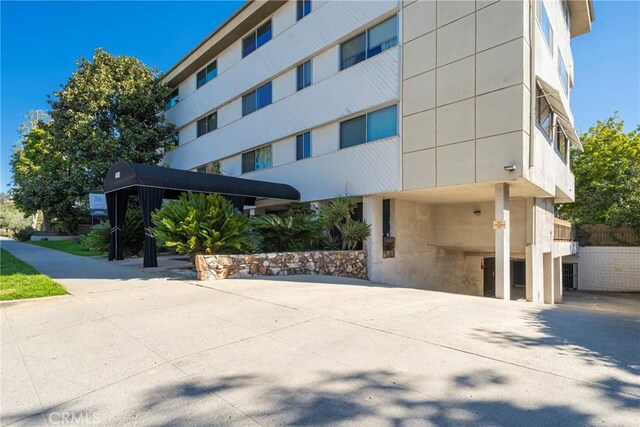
[[81, 209, 144, 257], [0, 201, 31, 235], [151, 193, 259, 258], [339, 220, 371, 250], [251, 211, 323, 252], [318, 196, 371, 250], [13, 226, 35, 242]]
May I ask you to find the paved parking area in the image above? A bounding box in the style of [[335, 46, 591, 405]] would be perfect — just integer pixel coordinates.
[[1, 239, 639, 426]]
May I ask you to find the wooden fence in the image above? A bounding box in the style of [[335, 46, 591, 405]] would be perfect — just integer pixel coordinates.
[[577, 224, 640, 246]]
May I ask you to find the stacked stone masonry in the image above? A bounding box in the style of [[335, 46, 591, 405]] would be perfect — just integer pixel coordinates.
[[195, 250, 367, 280]]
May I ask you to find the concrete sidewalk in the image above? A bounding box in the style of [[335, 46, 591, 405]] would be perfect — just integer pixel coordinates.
[[1, 239, 638, 426]]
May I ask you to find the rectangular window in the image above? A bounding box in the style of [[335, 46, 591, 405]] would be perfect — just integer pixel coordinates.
[[367, 105, 398, 141], [297, 0, 311, 20], [206, 161, 221, 175], [243, 82, 272, 116], [196, 60, 218, 89], [536, 86, 554, 141], [537, 1, 554, 53], [196, 112, 217, 137], [340, 115, 367, 149], [558, 53, 569, 95], [382, 199, 391, 237], [296, 131, 311, 160], [242, 145, 273, 173], [164, 88, 179, 111], [340, 105, 398, 149], [556, 125, 568, 163], [296, 60, 312, 91], [340, 15, 397, 70], [243, 20, 272, 57]]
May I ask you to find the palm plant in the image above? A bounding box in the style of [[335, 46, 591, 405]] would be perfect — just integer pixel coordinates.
[[339, 220, 371, 250], [251, 211, 323, 252], [151, 193, 259, 258]]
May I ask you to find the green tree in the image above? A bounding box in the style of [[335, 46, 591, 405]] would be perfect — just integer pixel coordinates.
[[10, 113, 70, 231], [559, 115, 640, 230], [10, 49, 175, 232]]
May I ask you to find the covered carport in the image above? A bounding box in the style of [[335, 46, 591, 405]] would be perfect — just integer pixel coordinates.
[[103, 161, 300, 268]]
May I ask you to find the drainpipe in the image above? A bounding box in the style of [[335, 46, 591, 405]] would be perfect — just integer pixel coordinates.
[[529, 0, 536, 169]]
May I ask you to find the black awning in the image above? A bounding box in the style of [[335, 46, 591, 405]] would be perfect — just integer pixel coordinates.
[[103, 161, 300, 201], [104, 161, 300, 268]]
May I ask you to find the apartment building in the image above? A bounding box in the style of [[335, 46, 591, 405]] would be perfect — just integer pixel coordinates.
[[161, 0, 594, 303]]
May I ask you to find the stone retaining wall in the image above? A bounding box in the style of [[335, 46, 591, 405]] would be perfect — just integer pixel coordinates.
[[195, 251, 367, 280]]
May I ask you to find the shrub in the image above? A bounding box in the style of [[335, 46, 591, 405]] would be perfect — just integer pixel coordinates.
[[14, 226, 35, 242], [339, 220, 371, 250], [151, 193, 259, 258], [251, 211, 323, 252], [81, 209, 144, 257], [318, 196, 371, 250], [0, 201, 31, 234]]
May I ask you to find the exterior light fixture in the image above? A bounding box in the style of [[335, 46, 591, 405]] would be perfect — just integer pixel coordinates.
[[473, 209, 481, 216], [503, 165, 517, 172]]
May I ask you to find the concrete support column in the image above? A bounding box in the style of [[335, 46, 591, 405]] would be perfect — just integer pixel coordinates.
[[495, 183, 510, 300], [553, 256, 563, 303], [525, 198, 535, 302], [362, 195, 383, 282], [543, 252, 553, 304]]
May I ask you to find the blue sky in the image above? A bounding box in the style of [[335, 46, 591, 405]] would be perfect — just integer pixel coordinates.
[[1, 1, 638, 190]]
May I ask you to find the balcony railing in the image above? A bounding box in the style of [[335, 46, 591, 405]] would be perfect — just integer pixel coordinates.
[[554, 218, 575, 241]]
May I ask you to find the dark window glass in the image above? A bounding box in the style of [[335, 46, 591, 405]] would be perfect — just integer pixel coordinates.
[[367, 105, 397, 141], [196, 69, 207, 89], [197, 118, 207, 137], [164, 88, 179, 111], [197, 61, 218, 89], [340, 115, 366, 148], [256, 20, 272, 48], [242, 33, 256, 57], [242, 151, 256, 173], [297, 0, 312, 20], [382, 199, 390, 237], [256, 82, 272, 109], [296, 131, 311, 160], [556, 125, 568, 163], [367, 16, 398, 58], [536, 87, 554, 141], [296, 60, 312, 91], [340, 33, 366, 70], [242, 91, 257, 116], [340, 15, 398, 71], [197, 112, 217, 137]]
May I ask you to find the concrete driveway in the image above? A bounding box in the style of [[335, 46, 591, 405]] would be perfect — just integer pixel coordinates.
[[1, 239, 638, 426]]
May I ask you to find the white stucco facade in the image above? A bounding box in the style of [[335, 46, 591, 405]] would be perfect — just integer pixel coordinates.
[[161, 0, 594, 304]]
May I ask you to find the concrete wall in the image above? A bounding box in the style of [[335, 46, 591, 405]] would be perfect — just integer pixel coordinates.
[[575, 247, 640, 292], [364, 197, 484, 296]]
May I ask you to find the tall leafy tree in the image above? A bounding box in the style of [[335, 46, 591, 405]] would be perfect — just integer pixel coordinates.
[[10, 112, 69, 231], [10, 49, 175, 232], [49, 48, 175, 196], [559, 115, 640, 230]]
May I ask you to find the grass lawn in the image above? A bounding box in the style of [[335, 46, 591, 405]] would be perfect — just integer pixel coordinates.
[[0, 249, 67, 301], [29, 240, 105, 257]]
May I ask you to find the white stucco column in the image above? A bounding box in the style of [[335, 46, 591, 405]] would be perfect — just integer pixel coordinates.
[[553, 256, 563, 303], [362, 195, 383, 282], [495, 183, 510, 300]]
